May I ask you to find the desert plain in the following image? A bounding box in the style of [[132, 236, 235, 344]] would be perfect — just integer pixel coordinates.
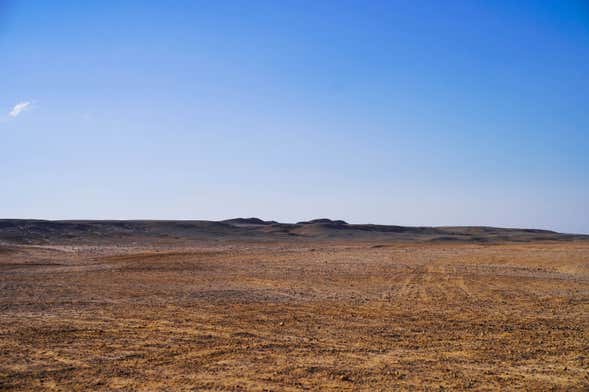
[[0, 219, 588, 391]]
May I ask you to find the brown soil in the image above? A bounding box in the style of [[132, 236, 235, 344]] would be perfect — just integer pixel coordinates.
[[1, 241, 588, 390]]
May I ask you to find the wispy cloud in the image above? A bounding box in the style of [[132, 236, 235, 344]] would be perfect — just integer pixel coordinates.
[[9, 101, 31, 117]]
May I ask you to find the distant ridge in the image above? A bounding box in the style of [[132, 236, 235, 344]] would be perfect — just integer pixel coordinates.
[[297, 218, 348, 225], [0, 218, 586, 245], [222, 217, 277, 225]]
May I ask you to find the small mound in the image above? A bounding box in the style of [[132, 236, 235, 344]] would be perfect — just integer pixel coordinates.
[[297, 218, 348, 225], [223, 218, 274, 225]]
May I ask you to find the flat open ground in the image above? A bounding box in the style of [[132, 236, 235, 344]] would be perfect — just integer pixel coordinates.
[[1, 241, 588, 390]]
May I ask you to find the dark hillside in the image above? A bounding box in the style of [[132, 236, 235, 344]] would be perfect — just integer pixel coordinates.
[[0, 219, 586, 245]]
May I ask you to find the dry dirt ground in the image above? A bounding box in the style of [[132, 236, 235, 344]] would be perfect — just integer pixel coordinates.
[[1, 241, 588, 391]]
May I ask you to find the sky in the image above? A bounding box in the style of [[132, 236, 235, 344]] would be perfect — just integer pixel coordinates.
[[1, 1, 588, 233]]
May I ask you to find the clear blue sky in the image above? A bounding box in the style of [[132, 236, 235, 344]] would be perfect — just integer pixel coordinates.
[[1, 1, 588, 233]]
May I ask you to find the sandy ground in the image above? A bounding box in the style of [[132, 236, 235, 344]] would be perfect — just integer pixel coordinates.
[[1, 241, 588, 391]]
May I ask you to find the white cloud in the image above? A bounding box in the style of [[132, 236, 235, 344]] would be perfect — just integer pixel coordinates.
[[9, 101, 31, 117]]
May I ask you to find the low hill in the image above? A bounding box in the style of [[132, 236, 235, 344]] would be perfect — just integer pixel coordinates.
[[0, 218, 586, 245]]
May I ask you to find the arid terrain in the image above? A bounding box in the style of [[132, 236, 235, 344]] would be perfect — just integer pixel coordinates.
[[1, 220, 588, 390]]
